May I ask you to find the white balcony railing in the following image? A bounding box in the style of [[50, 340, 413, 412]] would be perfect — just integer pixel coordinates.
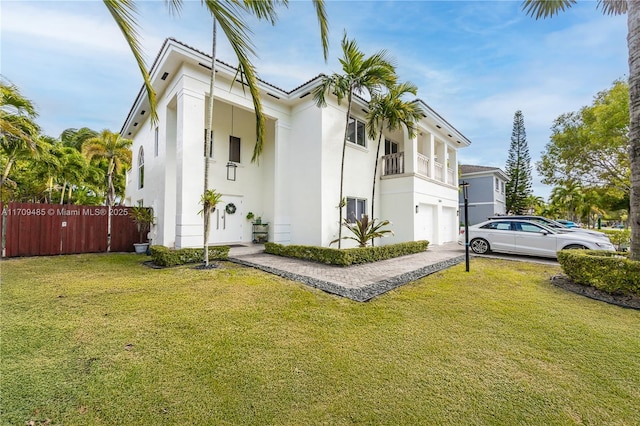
[[382, 152, 404, 176], [382, 153, 455, 186], [447, 168, 455, 185], [434, 161, 443, 182], [417, 153, 429, 178]]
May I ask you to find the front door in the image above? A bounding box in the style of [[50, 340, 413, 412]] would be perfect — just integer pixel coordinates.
[[210, 195, 243, 244]]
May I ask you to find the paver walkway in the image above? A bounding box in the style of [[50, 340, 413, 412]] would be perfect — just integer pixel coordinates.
[[229, 242, 466, 302]]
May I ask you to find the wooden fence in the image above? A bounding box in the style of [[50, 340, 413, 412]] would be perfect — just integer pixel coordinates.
[[1, 203, 140, 257]]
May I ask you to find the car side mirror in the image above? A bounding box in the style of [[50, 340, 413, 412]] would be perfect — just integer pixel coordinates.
[[540, 230, 549, 235]]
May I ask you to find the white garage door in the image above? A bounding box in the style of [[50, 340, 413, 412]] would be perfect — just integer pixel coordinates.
[[441, 207, 457, 243]]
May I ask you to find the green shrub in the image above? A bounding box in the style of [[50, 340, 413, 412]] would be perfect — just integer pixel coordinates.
[[150, 245, 229, 267], [602, 229, 631, 251], [557, 250, 640, 296], [264, 240, 429, 266]]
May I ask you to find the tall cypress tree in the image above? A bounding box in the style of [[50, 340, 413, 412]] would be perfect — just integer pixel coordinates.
[[505, 110, 533, 214]]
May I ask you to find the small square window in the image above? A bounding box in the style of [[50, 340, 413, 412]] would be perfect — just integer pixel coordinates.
[[346, 197, 367, 223]]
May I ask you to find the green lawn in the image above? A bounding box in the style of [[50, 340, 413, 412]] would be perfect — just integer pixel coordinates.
[[2, 254, 639, 425]]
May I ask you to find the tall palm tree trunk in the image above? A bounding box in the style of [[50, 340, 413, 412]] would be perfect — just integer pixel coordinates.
[[628, 1, 640, 261], [60, 182, 67, 204], [1, 157, 15, 188], [203, 18, 217, 266], [370, 127, 385, 247], [337, 92, 354, 248]]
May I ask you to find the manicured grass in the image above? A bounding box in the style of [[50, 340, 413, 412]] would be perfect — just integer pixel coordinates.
[[2, 254, 639, 424]]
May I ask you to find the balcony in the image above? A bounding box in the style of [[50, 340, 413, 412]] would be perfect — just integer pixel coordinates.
[[383, 152, 404, 175], [382, 152, 455, 185]]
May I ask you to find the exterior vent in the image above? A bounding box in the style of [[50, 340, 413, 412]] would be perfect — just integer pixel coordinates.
[[161, 72, 169, 80], [267, 93, 280, 99], [299, 92, 311, 98]]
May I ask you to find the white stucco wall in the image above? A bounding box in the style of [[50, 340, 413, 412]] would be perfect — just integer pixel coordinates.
[[124, 40, 470, 249]]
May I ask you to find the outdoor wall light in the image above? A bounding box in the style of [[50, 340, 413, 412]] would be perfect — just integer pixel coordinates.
[[226, 162, 237, 181]]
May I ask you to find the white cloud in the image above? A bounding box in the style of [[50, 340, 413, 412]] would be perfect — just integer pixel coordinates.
[[3, 2, 130, 54]]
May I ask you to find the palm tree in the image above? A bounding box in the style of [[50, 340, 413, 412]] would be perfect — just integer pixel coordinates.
[[366, 82, 424, 245], [60, 127, 98, 151], [550, 180, 584, 222], [521, 0, 639, 260], [0, 81, 40, 189], [108, 0, 328, 264], [82, 129, 132, 207], [179, 2, 327, 266], [524, 194, 546, 215], [0, 80, 38, 148], [313, 32, 397, 247]]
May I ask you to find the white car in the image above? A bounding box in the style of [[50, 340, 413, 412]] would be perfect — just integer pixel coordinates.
[[459, 219, 615, 258]]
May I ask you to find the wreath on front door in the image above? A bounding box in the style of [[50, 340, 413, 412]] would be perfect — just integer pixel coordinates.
[[225, 203, 237, 215]]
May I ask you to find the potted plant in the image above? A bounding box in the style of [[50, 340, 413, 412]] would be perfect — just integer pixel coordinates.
[[130, 206, 155, 254], [246, 211, 255, 221]]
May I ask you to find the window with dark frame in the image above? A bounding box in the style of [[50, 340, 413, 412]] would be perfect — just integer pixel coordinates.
[[229, 136, 241, 163], [385, 139, 398, 155], [347, 117, 366, 147], [138, 147, 144, 189]]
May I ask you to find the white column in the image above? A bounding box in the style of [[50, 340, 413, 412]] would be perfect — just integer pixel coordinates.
[[175, 87, 205, 248], [428, 133, 435, 179], [405, 129, 418, 175], [449, 148, 458, 186], [272, 119, 292, 243]]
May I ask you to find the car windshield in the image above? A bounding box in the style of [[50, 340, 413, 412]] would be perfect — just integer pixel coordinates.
[[530, 218, 566, 229]]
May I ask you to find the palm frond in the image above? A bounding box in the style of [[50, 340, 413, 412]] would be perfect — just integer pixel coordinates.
[[522, 0, 576, 19], [597, 0, 627, 15], [104, 0, 158, 124], [312, 0, 330, 60]]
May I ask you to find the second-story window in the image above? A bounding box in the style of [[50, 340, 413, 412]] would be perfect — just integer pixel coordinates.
[[138, 147, 144, 189], [229, 136, 241, 163], [495, 177, 499, 191], [347, 117, 366, 147], [154, 127, 159, 157], [385, 139, 398, 155]]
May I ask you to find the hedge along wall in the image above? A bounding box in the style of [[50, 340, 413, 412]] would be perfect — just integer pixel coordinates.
[[557, 250, 640, 297], [150, 245, 229, 267], [264, 240, 429, 266]]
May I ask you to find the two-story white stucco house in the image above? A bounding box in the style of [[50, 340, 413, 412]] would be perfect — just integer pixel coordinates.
[[123, 39, 471, 249]]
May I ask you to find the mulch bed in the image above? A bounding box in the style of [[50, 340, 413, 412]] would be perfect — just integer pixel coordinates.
[[142, 260, 225, 270], [551, 275, 640, 310]]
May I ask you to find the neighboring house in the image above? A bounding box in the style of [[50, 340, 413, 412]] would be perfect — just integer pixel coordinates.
[[458, 165, 508, 225], [123, 38, 471, 248]]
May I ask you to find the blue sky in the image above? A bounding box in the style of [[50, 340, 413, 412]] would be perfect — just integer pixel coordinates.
[[1, 1, 628, 199]]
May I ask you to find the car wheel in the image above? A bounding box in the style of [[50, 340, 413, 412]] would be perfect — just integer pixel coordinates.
[[563, 244, 588, 250], [470, 238, 490, 254]]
